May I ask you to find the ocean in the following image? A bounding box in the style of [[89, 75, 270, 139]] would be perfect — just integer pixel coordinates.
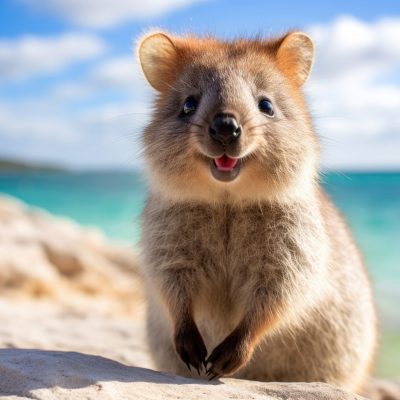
[[0, 170, 399, 376]]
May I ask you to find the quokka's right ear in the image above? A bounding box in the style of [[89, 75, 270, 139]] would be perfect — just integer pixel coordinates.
[[137, 32, 179, 92]]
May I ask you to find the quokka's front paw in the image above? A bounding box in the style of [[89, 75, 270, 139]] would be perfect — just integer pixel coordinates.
[[174, 320, 207, 375], [205, 329, 253, 380]]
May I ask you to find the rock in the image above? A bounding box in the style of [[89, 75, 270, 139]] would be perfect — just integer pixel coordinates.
[[0, 195, 150, 368], [0, 195, 143, 313], [0, 299, 152, 368], [0, 348, 367, 400], [362, 378, 400, 400]]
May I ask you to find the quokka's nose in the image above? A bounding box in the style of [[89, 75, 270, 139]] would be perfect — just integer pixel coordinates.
[[209, 113, 242, 146]]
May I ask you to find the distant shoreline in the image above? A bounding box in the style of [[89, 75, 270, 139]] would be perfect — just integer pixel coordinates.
[[0, 159, 65, 173], [1, 158, 399, 174]]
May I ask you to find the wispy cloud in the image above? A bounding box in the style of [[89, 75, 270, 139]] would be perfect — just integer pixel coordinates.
[[0, 47, 151, 167], [0, 100, 81, 142], [51, 56, 147, 100], [22, 0, 208, 29], [0, 33, 106, 82], [307, 16, 400, 168], [0, 96, 149, 167]]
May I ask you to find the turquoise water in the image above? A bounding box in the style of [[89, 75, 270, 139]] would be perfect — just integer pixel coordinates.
[[0, 171, 147, 244], [0, 171, 399, 333], [322, 172, 400, 331]]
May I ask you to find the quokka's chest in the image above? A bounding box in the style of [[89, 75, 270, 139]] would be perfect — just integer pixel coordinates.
[[144, 200, 297, 277]]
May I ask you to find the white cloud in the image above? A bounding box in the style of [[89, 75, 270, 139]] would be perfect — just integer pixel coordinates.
[[0, 33, 106, 82], [92, 57, 140, 88], [50, 58, 134, 99], [0, 96, 149, 168], [22, 0, 207, 29], [309, 16, 400, 82], [0, 46, 151, 168], [306, 16, 400, 169], [0, 100, 82, 142], [50, 56, 150, 100]]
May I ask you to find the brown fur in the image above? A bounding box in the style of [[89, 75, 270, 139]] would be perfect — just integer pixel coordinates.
[[137, 31, 377, 394]]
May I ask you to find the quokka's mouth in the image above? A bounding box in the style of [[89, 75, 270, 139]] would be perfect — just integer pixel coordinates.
[[210, 154, 241, 182]]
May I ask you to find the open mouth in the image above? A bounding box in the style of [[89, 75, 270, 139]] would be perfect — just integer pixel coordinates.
[[210, 154, 241, 182]]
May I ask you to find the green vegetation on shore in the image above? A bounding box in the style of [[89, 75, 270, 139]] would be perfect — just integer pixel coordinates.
[[0, 158, 65, 172]]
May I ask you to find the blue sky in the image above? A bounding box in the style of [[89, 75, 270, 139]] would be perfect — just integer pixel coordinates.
[[1, 0, 399, 169]]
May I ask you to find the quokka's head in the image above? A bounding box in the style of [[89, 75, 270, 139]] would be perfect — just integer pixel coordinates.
[[137, 31, 319, 204]]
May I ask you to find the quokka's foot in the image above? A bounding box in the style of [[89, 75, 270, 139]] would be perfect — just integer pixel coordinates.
[[205, 329, 253, 380], [174, 320, 207, 375]]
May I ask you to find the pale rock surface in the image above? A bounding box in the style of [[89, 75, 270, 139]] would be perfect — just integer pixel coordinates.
[[0, 349, 367, 400], [0, 195, 143, 311], [0, 195, 151, 368]]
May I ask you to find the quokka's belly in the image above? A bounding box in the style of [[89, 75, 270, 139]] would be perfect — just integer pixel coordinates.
[[193, 288, 243, 353]]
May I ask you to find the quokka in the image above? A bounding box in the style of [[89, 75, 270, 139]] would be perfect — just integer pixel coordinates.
[[137, 30, 377, 394]]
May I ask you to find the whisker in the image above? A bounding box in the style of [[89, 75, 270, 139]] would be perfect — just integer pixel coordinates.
[[192, 132, 204, 138], [102, 112, 150, 123], [318, 135, 338, 144], [194, 114, 209, 126], [157, 76, 197, 93], [241, 111, 259, 127], [247, 124, 266, 131], [156, 79, 181, 93]]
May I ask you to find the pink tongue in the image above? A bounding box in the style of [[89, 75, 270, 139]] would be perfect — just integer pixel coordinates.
[[214, 155, 238, 172]]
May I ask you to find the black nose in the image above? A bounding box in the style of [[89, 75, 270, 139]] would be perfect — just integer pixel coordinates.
[[209, 114, 241, 146]]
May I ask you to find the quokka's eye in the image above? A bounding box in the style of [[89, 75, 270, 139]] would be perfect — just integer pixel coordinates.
[[181, 97, 198, 116], [258, 98, 274, 117]]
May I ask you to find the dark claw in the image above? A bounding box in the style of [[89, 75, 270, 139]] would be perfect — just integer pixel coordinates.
[[196, 366, 201, 376], [205, 349, 220, 365], [208, 372, 220, 381], [185, 362, 191, 372]]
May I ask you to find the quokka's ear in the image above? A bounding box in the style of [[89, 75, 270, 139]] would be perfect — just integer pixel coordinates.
[[137, 32, 179, 92], [276, 32, 315, 86]]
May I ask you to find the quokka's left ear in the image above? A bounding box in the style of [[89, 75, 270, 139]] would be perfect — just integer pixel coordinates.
[[136, 31, 180, 92], [275, 32, 315, 86]]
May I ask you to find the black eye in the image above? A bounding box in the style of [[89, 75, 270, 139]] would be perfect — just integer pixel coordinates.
[[181, 97, 198, 116], [258, 98, 274, 117]]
